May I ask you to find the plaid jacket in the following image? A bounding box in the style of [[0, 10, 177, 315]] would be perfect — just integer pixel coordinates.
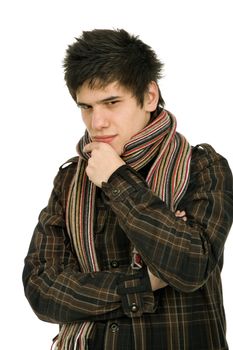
[[23, 144, 233, 349]]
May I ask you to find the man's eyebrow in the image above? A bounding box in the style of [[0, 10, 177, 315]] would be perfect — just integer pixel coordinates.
[[99, 96, 122, 103], [77, 95, 122, 106], [76, 102, 91, 108]]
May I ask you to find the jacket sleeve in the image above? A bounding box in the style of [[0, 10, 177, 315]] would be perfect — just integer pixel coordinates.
[[22, 160, 155, 324], [101, 144, 233, 293]]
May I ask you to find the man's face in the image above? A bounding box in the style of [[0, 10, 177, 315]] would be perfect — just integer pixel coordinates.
[[76, 82, 152, 155]]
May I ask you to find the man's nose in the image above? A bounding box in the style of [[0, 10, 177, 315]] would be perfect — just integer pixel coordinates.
[[91, 107, 109, 129]]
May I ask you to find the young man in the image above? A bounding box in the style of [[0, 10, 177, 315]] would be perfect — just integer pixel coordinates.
[[23, 29, 233, 349]]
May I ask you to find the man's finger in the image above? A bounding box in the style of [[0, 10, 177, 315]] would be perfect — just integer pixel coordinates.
[[83, 142, 98, 153], [175, 210, 187, 222]]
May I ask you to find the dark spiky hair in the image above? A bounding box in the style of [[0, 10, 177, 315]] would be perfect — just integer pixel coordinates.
[[63, 29, 164, 107]]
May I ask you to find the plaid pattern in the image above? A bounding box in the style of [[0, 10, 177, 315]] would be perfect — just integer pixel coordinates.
[[23, 144, 233, 349]]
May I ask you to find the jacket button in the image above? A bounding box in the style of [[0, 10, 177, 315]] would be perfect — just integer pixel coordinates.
[[111, 260, 119, 268], [131, 303, 139, 313], [110, 323, 119, 333], [112, 189, 120, 196]]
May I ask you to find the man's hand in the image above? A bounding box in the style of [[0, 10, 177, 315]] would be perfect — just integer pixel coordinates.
[[148, 210, 187, 291], [147, 268, 168, 291], [83, 142, 125, 187], [174, 210, 187, 222]]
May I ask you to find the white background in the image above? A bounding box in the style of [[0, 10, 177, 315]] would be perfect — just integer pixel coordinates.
[[0, 0, 233, 348]]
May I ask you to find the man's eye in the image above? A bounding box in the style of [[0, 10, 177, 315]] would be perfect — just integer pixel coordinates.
[[106, 100, 119, 105], [78, 105, 91, 110]]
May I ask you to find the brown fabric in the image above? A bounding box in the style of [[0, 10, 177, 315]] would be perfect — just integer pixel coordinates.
[[23, 144, 233, 349]]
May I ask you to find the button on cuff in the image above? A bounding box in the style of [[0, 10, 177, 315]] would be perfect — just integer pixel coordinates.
[[130, 303, 139, 313], [112, 188, 121, 196]]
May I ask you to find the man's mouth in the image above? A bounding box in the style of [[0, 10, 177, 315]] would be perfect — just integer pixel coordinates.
[[92, 135, 117, 144]]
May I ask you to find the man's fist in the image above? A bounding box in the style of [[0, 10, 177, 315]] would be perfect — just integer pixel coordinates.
[[83, 142, 125, 187]]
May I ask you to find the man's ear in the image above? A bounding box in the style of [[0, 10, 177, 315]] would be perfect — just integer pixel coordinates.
[[144, 81, 159, 112]]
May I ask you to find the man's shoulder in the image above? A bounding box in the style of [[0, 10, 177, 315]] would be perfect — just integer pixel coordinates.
[[191, 143, 231, 174], [59, 156, 79, 170], [52, 156, 79, 192]]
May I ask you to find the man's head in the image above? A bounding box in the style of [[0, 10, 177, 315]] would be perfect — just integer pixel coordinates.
[[63, 29, 164, 108], [75, 80, 159, 155]]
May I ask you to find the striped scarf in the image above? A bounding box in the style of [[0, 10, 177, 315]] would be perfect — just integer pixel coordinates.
[[52, 109, 191, 350]]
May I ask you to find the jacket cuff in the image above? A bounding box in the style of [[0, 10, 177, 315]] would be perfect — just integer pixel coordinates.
[[117, 268, 158, 318], [102, 165, 148, 204]]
